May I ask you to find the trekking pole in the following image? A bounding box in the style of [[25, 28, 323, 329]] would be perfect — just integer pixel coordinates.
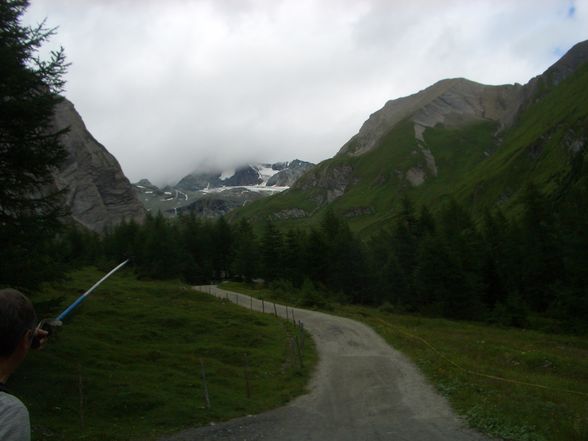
[[32, 259, 129, 348]]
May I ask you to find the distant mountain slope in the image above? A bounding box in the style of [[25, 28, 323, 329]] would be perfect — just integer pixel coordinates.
[[233, 40, 588, 234], [52, 99, 145, 232], [134, 160, 314, 218], [175, 160, 314, 191]]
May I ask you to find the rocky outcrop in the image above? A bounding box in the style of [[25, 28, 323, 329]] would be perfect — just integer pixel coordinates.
[[266, 160, 314, 186], [221, 166, 263, 187], [540, 40, 588, 86], [271, 208, 309, 220], [294, 163, 354, 204], [342, 206, 375, 218], [52, 99, 145, 232], [338, 78, 525, 157]]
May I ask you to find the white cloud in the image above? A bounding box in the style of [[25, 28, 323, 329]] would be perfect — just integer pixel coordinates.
[[23, 0, 588, 185]]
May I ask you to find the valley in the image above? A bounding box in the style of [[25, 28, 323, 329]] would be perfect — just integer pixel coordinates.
[[2, 2, 588, 440]]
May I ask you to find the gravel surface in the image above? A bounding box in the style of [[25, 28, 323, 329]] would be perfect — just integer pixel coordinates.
[[160, 285, 490, 441]]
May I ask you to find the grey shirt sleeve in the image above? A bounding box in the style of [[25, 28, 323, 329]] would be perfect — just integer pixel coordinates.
[[0, 392, 31, 441]]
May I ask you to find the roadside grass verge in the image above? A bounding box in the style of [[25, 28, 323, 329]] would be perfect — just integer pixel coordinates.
[[221, 282, 588, 441], [11, 269, 316, 441]]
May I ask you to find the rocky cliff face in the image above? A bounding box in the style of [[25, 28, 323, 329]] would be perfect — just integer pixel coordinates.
[[52, 99, 145, 232], [338, 78, 526, 157], [294, 162, 355, 204], [539, 40, 588, 86], [266, 160, 314, 186]]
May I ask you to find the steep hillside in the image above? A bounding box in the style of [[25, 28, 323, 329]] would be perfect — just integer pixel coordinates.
[[52, 99, 145, 232], [233, 40, 588, 234]]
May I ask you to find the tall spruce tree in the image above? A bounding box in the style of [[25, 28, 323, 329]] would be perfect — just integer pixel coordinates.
[[0, 0, 69, 289], [231, 219, 259, 283]]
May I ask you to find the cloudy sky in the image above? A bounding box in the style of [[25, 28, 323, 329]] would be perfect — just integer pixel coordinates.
[[25, 0, 588, 186]]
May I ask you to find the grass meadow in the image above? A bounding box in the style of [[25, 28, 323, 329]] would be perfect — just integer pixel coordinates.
[[12, 269, 316, 441]]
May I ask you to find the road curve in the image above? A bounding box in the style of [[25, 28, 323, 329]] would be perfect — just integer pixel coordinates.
[[160, 285, 490, 441]]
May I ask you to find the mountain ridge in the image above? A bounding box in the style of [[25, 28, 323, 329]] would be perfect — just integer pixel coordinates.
[[232, 39, 588, 233], [134, 159, 314, 218]]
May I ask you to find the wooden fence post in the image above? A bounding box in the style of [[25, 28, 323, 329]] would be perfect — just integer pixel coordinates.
[[299, 321, 305, 354], [244, 353, 251, 399], [200, 359, 211, 409], [78, 363, 85, 430]]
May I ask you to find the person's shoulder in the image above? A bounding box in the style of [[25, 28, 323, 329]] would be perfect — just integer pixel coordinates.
[[0, 391, 29, 419], [0, 391, 30, 441]]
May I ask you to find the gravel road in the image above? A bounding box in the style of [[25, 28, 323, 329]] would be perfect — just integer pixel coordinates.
[[160, 285, 490, 441]]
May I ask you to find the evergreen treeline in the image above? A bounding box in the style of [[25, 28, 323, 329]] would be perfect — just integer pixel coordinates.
[[0, 0, 69, 289], [57, 171, 588, 333]]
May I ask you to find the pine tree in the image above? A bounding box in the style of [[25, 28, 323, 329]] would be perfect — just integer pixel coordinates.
[[231, 219, 259, 283], [0, 0, 69, 289], [260, 220, 283, 281], [211, 217, 233, 279], [519, 184, 563, 311], [304, 228, 328, 286], [283, 229, 306, 288]]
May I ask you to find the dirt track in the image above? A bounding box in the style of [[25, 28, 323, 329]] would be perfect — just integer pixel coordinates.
[[160, 285, 490, 441]]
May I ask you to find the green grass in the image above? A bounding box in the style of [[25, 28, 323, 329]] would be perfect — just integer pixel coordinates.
[[221, 282, 588, 441], [11, 269, 316, 441]]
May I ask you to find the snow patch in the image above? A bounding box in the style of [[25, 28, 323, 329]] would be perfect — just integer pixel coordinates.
[[220, 168, 236, 180], [201, 185, 289, 194], [254, 164, 280, 185]]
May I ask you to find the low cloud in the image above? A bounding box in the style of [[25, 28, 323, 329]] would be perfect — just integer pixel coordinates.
[[25, 0, 588, 186]]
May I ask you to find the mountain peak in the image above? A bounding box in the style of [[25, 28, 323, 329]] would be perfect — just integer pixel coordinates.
[[338, 76, 524, 157], [542, 39, 588, 86]]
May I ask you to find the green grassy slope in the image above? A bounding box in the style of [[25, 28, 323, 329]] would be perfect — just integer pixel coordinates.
[[233, 63, 588, 235], [10, 269, 316, 441], [221, 282, 588, 441]]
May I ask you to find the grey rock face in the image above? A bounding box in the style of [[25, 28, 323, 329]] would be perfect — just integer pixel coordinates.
[[267, 160, 315, 186], [338, 78, 525, 157], [342, 206, 375, 218], [176, 172, 223, 191], [271, 208, 308, 220], [295, 163, 354, 204], [541, 40, 588, 86], [51, 99, 145, 232], [222, 166, 263, 187]]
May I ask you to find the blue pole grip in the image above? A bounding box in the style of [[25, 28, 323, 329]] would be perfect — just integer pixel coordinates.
[[56, 259, 129, 322], [56, 295, 90, 322]]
